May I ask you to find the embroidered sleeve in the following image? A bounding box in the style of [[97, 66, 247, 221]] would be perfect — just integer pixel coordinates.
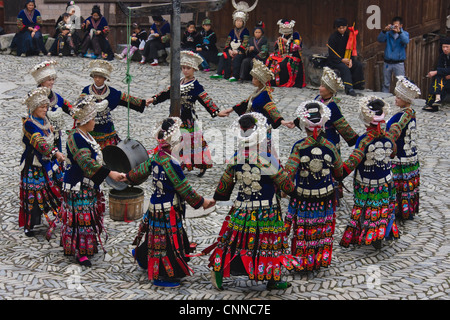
[[342, 135, 373, 178], [333, 116, 358, 146], [17, 18, 25, 31], [233, 99, 249, 116], [161, 157, 204, 209], [284, 143, 301, 180], [387, 109, 414, 141], [36, 15, 43, 27], [240, 34, 250, 51], [224, 35, 232, 51], [198, 91, 220, 117], [119, 92, 145, 113], [263, 101, 284, 129], [103, 25, 109, 35], [271, 168, 295, 195], [23, 121, 57, 157], [257, 43, 269, 60], [67, 133, 105, 179], [322, 138, 344, 179], [214, 163, 236, 201], [127, 157, 153, 185], [152, 86, 171, 105]]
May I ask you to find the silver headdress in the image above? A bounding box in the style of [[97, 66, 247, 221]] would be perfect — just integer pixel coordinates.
[[232, 0, 258, 24], [89, 60, 113, 81], [359, 95, 390, 126], [24, 87, 51, 113], [30, 60, 58, 85], [250, 58, 274, 85], [180, 50, 204, 71], [72, 95, 97, 126], [296, 100, 331, 132], [321, 67, 344, 94], [231, 112, 268, 149], [277, 19, 296, 35], [154, 117, 183, 146], [394, 76, 421, 104]]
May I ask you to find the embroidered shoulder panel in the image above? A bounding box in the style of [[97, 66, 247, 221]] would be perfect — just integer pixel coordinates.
[[67, 131, 102, 178]]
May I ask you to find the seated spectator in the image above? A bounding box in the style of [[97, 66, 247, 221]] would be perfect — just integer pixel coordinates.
[[10, 0, 47, 57], [240, 21, 268, 81], [79, 5, 114, 60], [423, 37, 450, 112], [140, 15, 171, 66], [196, 18, 219, 72], [265, 19, 306, 88], [181, 21, 201, 52], [49, 1, 82, 56], [116, 23, 148, 63], [327, 18, 365, 96]]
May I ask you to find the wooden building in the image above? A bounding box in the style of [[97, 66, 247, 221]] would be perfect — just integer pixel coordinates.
[[209, 0, 450, 96]]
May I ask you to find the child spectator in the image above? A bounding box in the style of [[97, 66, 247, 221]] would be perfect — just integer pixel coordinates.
[[181, 21, 201, 52], [116, 23, 148, 63], [196, 18, 218, 72]]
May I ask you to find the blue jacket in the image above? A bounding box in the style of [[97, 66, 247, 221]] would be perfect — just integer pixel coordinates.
[[377, 29, 410, 62]]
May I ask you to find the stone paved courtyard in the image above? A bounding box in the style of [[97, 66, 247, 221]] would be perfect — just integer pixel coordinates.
[[0, 54, 449, 301]]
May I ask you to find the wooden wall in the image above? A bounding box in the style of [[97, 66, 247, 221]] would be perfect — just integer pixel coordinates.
[[209, 0, 449, 96]]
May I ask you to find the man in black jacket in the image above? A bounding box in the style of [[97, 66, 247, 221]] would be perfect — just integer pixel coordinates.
[[327, 18, 365, 97], [423, 37, 450, 112]]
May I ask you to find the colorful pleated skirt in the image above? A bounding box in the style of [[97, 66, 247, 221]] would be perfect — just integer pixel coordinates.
[[285, 190, 336, 271], [392, 160, 420, 220], [133, 204, 193, 281], [60, 185, 106, 257], [209, 203, 296, 282], [177, 120, 213, 171], [340, 180, 399, 248], [19, 164, 63, 239]]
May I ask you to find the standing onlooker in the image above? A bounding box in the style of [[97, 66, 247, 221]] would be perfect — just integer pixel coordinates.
[[327, 18, 365, 96], [423, 37, 450, 112], [377, 17, 410, 93], [196, 18, 219, 72], [10, 0, 47, 57], [140, 16, 171, 66]]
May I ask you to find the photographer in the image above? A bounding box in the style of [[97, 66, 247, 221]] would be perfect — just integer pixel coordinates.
[[377, 17, 410, 93]]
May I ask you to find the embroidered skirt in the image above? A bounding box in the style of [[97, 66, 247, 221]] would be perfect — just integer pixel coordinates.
[[177, 121, 213, 171], [19, 164, 63, 238], [340, 180, 399, 248], [209, 204, 296, 282], [90, 130, 120, 150], [392, 161, 420, 220], [285, 191, 336, 271], [133, 204, 193, 281], [266, 54, 306, 88], [60, 185, 106, 257]]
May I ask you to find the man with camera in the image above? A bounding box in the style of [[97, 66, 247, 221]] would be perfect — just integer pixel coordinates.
[[377, 17, 410, 93]]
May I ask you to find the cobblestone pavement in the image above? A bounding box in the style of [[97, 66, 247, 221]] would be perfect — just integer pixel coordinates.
[[0, 54, 449, 301]]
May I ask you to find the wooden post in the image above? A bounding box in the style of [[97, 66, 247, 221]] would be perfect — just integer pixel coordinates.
[[170, 0, 182, 117]]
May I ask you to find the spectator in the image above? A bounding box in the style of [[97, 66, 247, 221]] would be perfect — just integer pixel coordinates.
[[327, 18, 365, 96], [10, 0, 47, 57], [181, 21, 201, 52], [116, 23, 148, 63], [49, 1, 82, 56], [140, 15, 171, 66], [423, 37, 450, 112], [79, 5, 114, 60], [240, 21, 268, 81], [377, 16, 410, 93], [196, 18, 219, 72]]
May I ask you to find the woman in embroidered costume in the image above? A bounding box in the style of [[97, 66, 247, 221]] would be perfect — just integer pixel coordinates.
[[209, 113, 297, 291], [386, 76, 421, 221], [124, 117, 215, 287], [10, 0, 47, 57], [221, 59, 295, 154], [80, 60, 151, 149], [31, 61, 73, 151], [311, 67, 359, 198], [283, 101, 343, 272], [265, 19, 306, 88], [210, 0, 256, 82], [79, 5, 114, 60], [149, 51, 228, 177], [60, 96, 125, 267], [339, 96, 413, 249], [20, 87, 65, 238]]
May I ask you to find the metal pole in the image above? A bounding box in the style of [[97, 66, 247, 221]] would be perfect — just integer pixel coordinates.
[[170, 0, 181, 117]]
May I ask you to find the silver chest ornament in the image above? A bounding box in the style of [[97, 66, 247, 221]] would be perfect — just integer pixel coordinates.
[[235, 163, 262, 198], [230, 39, 242, 51], [298, 147, 333, 182], [152, 165, 167, 197], [364, 141, 392, 172], [403, 121, 417, 156]]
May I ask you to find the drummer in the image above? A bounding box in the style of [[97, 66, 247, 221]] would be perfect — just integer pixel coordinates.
[[79, 60, 152, 149]]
